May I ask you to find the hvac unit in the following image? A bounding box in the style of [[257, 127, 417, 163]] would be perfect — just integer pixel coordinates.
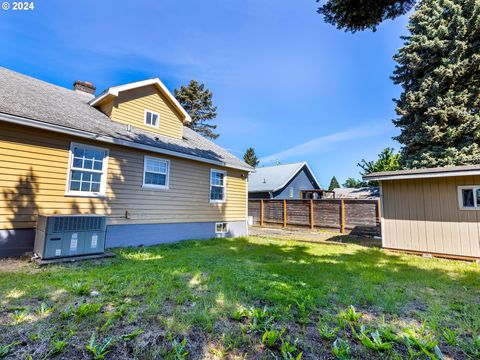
[[34, 215, 107, 260]]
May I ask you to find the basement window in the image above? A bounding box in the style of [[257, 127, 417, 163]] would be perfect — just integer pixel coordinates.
[[66, 143, 109, 197], [144, 109, 159, 127], [215, 222, 228, 234], [458, 186, 480, 209]]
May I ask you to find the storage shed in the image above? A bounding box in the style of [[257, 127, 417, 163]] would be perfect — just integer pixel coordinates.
[[364, 165, 480, 261]]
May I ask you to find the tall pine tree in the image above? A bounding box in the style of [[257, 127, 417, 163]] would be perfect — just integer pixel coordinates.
[[243, 147, 260, 167], [174, 80, 219, 139], [328, 176, 340, 190], [392, 0, 480, 168]]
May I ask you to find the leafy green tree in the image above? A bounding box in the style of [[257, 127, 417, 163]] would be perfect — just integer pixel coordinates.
[[328, 176, 340, 190], [317, 0, 416, 32], [243, 147, 260, 167], [358, 148, 400, 175], [343, 178, 368, 188], [392, 0, 480, 168], [174, 80, 219, 139]]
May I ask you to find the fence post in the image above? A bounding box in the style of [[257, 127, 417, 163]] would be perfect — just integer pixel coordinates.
[[377, 198, 381, 225], [310, 199, 314, 229], [260, 200, 264, 226], [283, 199, 287, 228], [341, 199, 345, 234]]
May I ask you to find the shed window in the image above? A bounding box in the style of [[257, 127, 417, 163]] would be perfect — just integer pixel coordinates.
[[144, 110, 159, 127], [66, 143, 109, 197], [458, 186, 480, 209], [210, 169, 226, 202], [143, 156, 169, 189]]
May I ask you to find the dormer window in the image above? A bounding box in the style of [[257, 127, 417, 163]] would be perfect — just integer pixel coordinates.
[[144, 110, 159, 128]]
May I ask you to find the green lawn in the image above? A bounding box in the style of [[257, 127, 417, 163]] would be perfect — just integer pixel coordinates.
[[0, 236, 479, 359]]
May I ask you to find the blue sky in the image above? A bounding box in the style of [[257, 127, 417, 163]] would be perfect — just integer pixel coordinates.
[[0, 0, 410, 187]]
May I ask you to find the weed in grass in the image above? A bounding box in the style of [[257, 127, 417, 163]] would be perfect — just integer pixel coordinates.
[[69, 282, 91, 296], [317, 322, 338, 340], [404, 328, 443, 359], [12, 308, 29, 323], [262, 328, 285, 348], [462, 335, 480, 358], [121, 328, 144, 341], [100, 304, 128, 332], [245, 306, 273, 332], [332, 338, 351, 360], [43, 339, 66, 359], [76, 303, 102, 318], [166, 338, 188, 360], [0, 342, 19, 358], [86, 333, 113, 360], [338, 305, 362, 324], [294, 299, 311, 326], [441, 328, 457, 346], [36, 302, 54, 317], [231, 309, 246, 321], [356, 326, 392, 352], [280, 337, 302, 360]]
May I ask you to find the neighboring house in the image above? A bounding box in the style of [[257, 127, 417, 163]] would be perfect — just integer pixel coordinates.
[[248, 162, 320, 200], [364, 165, 480, 260], [333, 187, 380, 199], [0, 67, 251, 257]]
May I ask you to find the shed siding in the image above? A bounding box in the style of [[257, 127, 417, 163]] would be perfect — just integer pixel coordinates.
[[101, 85, 184, 139], [382, 177, 480, 258], [0, 123, 247, 230]]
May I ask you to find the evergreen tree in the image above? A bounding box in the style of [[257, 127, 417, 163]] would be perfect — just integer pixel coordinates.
[[317, 0, 416, 32], [174, 80, 219, 139], [392, 0, 480, 168], [243, 147, 260, 167], [328, 176, 340, 190]]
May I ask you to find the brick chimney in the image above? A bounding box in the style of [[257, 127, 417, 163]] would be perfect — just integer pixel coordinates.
[[73, 80, 96, 95]]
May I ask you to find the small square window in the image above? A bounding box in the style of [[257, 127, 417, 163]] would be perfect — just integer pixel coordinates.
[[144, 110, 159, 127], [215, 222, 228, 234], [459, 186, 480, 209]]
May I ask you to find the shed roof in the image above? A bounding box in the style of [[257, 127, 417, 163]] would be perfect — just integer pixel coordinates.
[[363, 164, 480, 181], [248, 162, 320, 192], [0, 67, 251, 171]]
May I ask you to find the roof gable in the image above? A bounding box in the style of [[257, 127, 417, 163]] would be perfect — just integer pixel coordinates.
[[248, 162, 320, 192], [90, 78, 191, 123]]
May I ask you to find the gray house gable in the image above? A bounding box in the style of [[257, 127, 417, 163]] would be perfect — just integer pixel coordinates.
[[248, 162, 320, 199]]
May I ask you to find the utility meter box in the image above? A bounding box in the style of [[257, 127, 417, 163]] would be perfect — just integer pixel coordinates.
[[34, 215, 107, 259]]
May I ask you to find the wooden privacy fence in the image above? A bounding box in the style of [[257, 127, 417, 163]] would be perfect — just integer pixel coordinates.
[[248, 199, 381, 236]]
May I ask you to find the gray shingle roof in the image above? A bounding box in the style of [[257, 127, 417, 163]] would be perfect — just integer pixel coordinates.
[[333, 187, 379, 199], [0, 67, 251, 171], [248, 162, 319, 192]]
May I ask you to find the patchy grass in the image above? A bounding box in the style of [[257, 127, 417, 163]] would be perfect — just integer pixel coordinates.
[[0, 236, 479, 359]]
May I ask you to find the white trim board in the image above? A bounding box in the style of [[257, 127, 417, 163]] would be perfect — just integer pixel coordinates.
[[0, 112, 251, 172]]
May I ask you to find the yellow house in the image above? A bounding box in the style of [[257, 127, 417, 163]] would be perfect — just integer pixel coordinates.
[[0, 67, 252, 257]]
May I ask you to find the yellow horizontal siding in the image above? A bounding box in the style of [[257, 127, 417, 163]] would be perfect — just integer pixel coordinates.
[[104, 85, 184, 139], [0, 123, 247, 230]]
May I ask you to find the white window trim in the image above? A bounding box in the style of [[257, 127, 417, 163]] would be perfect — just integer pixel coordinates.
[[458, 185, 480, 210], [210, 169, 227, 203], [144, 109, 160, 128], [215, 222, 228, 234], [65, 142, 109, 198], [142, 156, 170, 190]]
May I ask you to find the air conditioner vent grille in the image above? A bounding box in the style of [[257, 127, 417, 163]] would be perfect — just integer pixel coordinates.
[[53, 216, 103, 232]]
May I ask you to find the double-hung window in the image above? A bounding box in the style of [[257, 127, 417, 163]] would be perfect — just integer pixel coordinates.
[[144, 109, 159, 127], [458, 186, 480, 209], [210, 169, 226, 203], [143, 156, 169, 189], [66, 143, 109, 197]]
